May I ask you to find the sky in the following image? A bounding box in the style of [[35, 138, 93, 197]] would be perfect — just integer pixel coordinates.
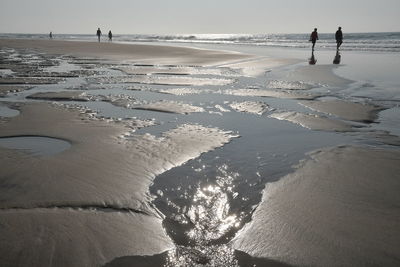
[[0, 0, 399, 34]]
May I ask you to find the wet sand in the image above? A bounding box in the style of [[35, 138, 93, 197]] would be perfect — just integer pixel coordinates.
[[0, 102, 236, 266], [233, 146, 400, 267], [0, 38, 253, 66], [1, 38, 400, 267]]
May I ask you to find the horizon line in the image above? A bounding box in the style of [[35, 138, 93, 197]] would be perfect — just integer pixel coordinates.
[[1, 31, 399, 36]]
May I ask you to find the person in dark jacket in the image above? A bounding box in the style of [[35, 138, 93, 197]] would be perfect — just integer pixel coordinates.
[[96, 28, 102, 42], [309, 28, 318, 50], [335, 27, 343, 50], [108, 30, 113, 41]]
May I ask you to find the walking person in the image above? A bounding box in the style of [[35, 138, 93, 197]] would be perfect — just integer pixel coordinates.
[[96, 28, 102, 42], [335, 27, 343, 50], [108, 30, 113, 41], [309, 28, 319, 50]]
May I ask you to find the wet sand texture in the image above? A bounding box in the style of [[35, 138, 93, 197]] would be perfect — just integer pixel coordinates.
[[156, 88, 211, 96], [233, 146, 400, 267], [116, 66, 233, 76], [27, 91, 90, 101], [0, 77, 62, 84], [0, 209, 173, 267], [229, 101, 271, 115], [300, 99, 384, 123], [0, 103, 237, 266], [0, 39, 252, 66], [92, 75, 234, 86], [269, 111, 354, 132], [0, 85, 32, 97], [222, 57, 300, 77], [224, 88, 317, 100], [286, 64, 353, 87], [134, 100, 205, 114]]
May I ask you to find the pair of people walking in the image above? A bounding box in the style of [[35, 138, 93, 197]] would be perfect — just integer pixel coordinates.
[[96, 28, 113, 42], [309, 27, 343, 50]]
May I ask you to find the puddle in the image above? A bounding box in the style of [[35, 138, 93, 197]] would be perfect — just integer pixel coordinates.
[[0, 136, 71, 156], [0, 105, 20, 117]]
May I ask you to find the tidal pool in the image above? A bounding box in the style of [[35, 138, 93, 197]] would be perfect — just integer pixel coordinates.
[[0, 105, 20, 117], [0, 136, 71, 156]]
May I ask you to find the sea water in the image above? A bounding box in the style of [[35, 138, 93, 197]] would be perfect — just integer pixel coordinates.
[[1, 32, 399, 52]]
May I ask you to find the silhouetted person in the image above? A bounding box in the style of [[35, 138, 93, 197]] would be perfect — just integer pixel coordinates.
[[309, 50, 317, 65], [309, 28, 318, 50], [335, 26, 343, 50], [49, 32, 53, 39], [333, 50, 341, 64], [96, 28, 102, 42], [108, 30, 113, 41]]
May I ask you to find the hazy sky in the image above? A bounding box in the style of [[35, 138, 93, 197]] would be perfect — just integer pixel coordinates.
[[1, 0, 399, 34]]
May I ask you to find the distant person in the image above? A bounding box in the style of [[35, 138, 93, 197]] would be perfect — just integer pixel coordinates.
[[333, 50, 341, 64], [108, 30, 113, 41], [49, 32, 53, 39], [96, 28, 102, 42], [335, 26, 343, 50], [309, 28, 319, 50], [309, 50, 317, 65]]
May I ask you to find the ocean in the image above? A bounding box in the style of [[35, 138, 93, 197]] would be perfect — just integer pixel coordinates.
[[1, 32, 400, 52]]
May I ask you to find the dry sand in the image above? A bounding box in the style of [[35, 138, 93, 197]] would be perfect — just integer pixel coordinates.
[[233, 145, 400, 267]]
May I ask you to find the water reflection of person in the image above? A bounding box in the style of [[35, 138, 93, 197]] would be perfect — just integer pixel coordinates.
[[309, 50, 317, 65], [333, 50, 341, 64]]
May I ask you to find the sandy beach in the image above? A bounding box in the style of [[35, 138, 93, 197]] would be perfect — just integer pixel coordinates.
[[0, 38, 253, 66], [1, 38, 400, 267]]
